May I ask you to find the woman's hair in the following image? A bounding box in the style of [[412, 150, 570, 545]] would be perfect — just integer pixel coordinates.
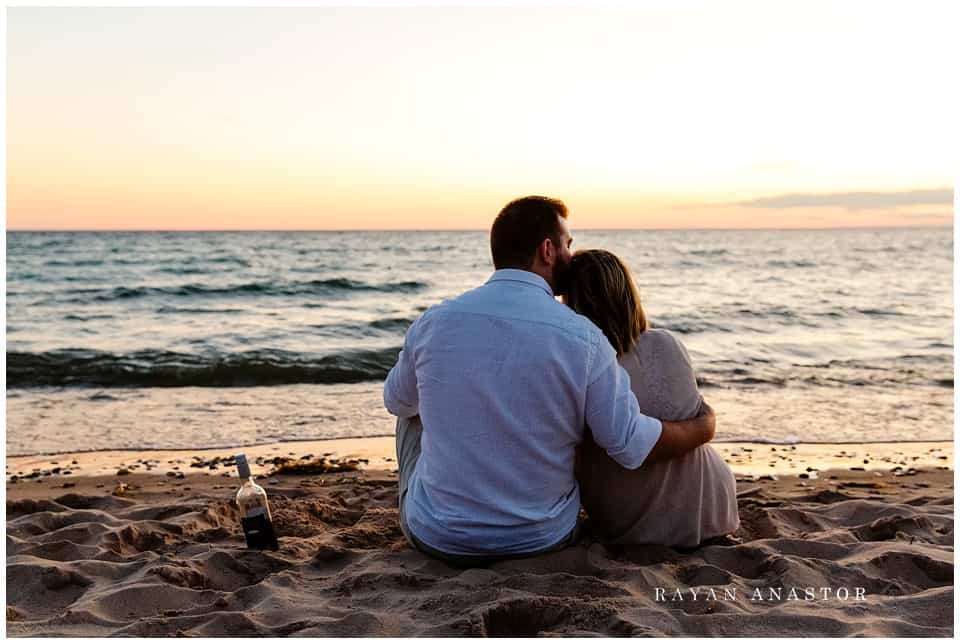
[[562, 249, 647, 357]]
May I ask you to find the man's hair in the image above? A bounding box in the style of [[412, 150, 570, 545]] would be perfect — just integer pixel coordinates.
[[490, 196, 568, 270], [562, 249, 647, 356]]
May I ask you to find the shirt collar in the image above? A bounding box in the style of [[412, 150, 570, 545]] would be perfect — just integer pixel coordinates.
[[486, 268, 554, 296]]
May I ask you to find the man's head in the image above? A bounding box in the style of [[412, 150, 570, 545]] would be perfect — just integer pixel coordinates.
[[490, 196, 574, 294]]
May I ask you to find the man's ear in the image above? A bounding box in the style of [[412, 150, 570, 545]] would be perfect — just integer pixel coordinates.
[[538, 236, 555, 266]]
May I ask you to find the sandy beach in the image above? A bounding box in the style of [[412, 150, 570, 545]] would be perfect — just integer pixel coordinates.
[[6, 439, 954, 637]]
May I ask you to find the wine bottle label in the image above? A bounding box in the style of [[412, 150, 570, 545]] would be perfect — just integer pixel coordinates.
[[244, 506, 267, 518], [241, 513, 279, 551]]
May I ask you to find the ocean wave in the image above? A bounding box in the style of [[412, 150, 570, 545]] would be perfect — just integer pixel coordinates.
[[767, 260, 817, 268], [50, 278, 428, 303], [153, 266, 217, 275], [6, 347, 401, 388], [855, 308, 905, 317], [112, 257, 174, 266], [736, 307, 797, 319], [155, 306, 248, 315], [696, 375, 788, 388], [192, 256, 251, 266], [28, 344, 944, 391], [8, 272, 44, 281], [15, 237, 68, 250], [112, 257, 249, 267], [44, 259, 104, 267], [697, 354, 953, 390], [652, 319, 733, 334], [368, 317, 416, 332], [305, 316, 416, 340]]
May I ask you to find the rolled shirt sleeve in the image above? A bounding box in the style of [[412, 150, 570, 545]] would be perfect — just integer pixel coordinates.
[[585, 342, 663, 469], [383, 320, 420, 419]]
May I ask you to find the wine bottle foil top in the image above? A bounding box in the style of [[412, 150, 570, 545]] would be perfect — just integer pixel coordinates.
[[234, 453, 251, 479]]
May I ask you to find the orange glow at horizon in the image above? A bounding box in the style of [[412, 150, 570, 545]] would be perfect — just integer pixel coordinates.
[[6, 5, 955, 231]]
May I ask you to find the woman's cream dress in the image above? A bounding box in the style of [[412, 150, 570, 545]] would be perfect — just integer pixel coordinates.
[[576, 328, 740, 548]]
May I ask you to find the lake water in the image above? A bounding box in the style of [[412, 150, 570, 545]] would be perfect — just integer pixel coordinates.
[[5, 228, 953, 455]]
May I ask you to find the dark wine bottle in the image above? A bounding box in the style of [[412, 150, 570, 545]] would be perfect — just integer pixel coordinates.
[[234, 453, 279, 551]]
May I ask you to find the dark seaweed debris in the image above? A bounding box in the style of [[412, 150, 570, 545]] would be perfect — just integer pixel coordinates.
[[269, 456, 361, 476]]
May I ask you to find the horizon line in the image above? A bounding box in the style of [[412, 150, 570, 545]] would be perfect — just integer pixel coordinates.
[[6, 223, 953, 234]]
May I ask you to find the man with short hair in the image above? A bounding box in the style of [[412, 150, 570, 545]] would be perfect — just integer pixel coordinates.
[[384, 196, 715, 566]]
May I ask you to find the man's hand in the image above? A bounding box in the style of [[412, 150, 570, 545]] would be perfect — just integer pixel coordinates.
[[643, 400, 716, 464]]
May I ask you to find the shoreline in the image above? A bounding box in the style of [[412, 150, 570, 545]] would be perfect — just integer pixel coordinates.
[[8, 381, 954, 454], [7, 434, 954, 457], [7, 437, 953, 482]]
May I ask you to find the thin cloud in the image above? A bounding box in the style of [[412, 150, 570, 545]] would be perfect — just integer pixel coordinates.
[[892, 211, 954, 220], [737, 188, 953, 210]]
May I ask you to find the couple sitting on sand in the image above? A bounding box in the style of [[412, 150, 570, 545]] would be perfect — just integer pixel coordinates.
[[384, 196, 739, 567]]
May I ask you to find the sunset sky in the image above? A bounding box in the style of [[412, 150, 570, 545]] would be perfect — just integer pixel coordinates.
[[7, 3, 955, 230]]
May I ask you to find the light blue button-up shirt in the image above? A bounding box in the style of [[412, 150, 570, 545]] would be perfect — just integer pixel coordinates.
[[383, 269, 663, 556]]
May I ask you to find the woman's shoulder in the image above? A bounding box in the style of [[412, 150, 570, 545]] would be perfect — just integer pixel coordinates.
[[642, 327, 678, 342], [623, 327, 702, 421], [637, 327, 687, 350], [635, 327, 694, 364]]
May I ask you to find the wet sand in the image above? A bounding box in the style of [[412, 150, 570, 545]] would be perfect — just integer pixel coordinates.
[[6, 439, 954, 636]]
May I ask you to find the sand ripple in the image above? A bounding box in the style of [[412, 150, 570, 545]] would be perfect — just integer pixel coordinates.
[[5, 472, 954, 636]]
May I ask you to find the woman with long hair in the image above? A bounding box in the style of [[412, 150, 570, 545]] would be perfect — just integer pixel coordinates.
[[563, 249, 739, 548]]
